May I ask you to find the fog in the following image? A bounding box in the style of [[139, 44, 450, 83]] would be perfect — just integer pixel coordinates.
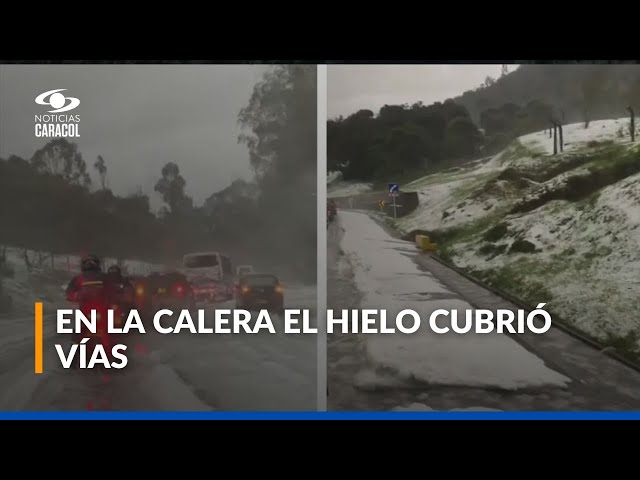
[[328, 64, 509, 119], [0, 64, 317, 283], [0, 64, 267, 210]]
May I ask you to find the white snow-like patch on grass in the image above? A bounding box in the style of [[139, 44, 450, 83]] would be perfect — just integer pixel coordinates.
[[453, 170, 640, 341], [338, 210, 569, 390], [519, 118, 631, 155], [396, 118, 635, 234], [393, 118, 640, 349]]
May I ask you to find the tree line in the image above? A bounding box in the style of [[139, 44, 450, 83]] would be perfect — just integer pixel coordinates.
[[455, 64, 640, 126], [328, 100, 482, 181], [328, 64, 640, 182], [0, 65, 317, 282]]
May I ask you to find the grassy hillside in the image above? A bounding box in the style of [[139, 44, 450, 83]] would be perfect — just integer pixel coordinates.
[[393, 118, 640, 357]]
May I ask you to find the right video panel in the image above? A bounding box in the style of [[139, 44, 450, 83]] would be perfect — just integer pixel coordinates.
[[326, 63, 640, 411]]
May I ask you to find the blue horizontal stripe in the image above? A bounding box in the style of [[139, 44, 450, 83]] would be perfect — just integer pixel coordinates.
[[1, 411, 640, 420]]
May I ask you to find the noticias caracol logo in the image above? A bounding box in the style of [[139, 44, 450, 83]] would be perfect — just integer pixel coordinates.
[[35, 89, 80, 113], [34, 89, 81, 138]]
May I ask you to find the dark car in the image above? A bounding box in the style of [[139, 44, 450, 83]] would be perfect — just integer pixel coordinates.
[[192, 276, 233, 304], [149, 272, 195, 310], [235, 274, 284, 314]]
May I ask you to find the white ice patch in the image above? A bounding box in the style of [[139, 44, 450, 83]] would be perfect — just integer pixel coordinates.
[[338, 210, 570, 390]]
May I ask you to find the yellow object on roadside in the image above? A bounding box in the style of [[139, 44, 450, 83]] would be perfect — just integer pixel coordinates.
[[415, 234, 438, 252]]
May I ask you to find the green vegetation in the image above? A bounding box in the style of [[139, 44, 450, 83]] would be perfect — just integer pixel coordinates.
[[604, 331, 640, 358], [454, 64, 640, 128], [510, 145, 640, 214], [328, 101, 484, 182], [508, 239, 537, 254], [483, 222, 509, 242], [496, 140, 541, 165], [474, 262, 554, 306], [477, 243, 508, 259]]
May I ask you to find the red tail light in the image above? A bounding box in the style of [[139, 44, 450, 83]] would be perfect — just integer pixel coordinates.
[[173, 283, 186, 296]]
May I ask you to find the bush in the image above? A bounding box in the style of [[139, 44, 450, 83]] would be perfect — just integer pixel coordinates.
[[509, 239, 537, 254], [497, 168, 524, 182], [483, 222, 509, 242], [512, 149, 640, 214], [483, 133, 514, 156], [477, 243, 507, 258], [587, 139, 614, 148]]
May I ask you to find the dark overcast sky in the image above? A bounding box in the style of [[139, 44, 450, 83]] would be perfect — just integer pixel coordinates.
[[328, 64, 518, 119], [0, 64, 268, 210]]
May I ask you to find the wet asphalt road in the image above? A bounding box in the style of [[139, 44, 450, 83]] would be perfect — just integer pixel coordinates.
[[327, 211, 640, 411]]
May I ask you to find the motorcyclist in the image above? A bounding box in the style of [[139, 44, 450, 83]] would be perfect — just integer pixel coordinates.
[[106, 265, 135, 319], [66, 254, 106, 303], [65, 254, 110, 345]]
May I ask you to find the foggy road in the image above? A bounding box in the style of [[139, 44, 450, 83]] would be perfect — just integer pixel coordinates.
[[0, 285, 317, 411], [327, 209, 640, 411]]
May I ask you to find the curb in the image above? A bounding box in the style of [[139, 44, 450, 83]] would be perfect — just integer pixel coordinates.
[[426, 252, 640, 375]]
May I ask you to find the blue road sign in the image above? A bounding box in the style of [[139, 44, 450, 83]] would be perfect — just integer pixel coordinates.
[[388, 183, 399, 194]]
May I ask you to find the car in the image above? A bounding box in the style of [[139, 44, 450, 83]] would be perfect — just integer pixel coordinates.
[[191, 276, 233, 304], [235, 274, 284, 314], [236, 265, 254, 278], [149, 272, 196, 310]]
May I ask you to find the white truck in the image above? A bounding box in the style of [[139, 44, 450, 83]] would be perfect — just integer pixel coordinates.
[[181, 252, 233, 284], [235, 265, 254, 278]]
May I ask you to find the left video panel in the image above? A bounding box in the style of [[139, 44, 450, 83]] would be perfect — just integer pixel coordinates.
[[0, 64, 318, 411]]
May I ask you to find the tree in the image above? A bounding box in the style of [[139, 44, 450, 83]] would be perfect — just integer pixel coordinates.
[[482, 76, 496, 88], [580, 73, 602, 128], [237, 65, 317, 281], [154, 162, 189, 214], [30, 138, 91, 186], [94, 155, 108, 190]]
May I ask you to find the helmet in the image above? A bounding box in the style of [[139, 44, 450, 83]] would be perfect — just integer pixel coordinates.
[[80, 254, 101, 272], [107, 265, 122, 276]]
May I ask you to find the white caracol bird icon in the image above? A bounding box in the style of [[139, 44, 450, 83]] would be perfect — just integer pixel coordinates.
[[35, 89, 80, 113]]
